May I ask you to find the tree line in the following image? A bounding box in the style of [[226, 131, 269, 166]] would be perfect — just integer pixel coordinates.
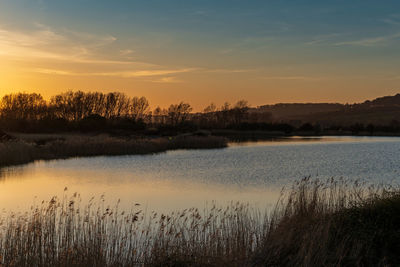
[[0, 91, 150, 122], [0, 91, 267, 132], [2, 91, 399, 135]]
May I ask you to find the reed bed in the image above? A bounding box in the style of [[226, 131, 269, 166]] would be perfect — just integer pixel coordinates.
[[253, 178, 400, 266], [0, 194, 267, 266], [0, 135, 227, 168], [0, 178, 399, 266]]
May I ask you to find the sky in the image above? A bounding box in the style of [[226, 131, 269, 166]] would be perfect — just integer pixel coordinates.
[[0, 0, 400, 110]]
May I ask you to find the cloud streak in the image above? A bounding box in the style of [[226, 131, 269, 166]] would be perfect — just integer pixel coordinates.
[[0, 23, 154, 67], [334, 32, 400, 47], [381, 14, 400, 26], [261, 76, 324, 81], [0, 23, 203, 81], [204, 68, 257, 74], [150, 77, 183, 83], [305, 33, 346, 46], [33, 68, 196, 78]]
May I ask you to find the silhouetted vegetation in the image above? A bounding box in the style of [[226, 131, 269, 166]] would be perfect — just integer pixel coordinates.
[[0, 178, 398, 266], [1, 91, 400, 136], [0, 91, 150, 133], [252, 178, 400, 266], [0, 134, 227, 168]]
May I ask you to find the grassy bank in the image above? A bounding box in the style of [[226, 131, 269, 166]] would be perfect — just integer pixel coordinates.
[[0, 134, 228, 168], [0, 178, 399, 266]]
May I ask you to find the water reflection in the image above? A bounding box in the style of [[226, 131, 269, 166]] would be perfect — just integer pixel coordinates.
[[0, 163, 280, 213], [229, 135, 400, 146], [0, 136, 400, 213], [0, 165, 30, 181]]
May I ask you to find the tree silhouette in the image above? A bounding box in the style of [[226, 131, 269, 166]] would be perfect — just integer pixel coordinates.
[[167, 102, 192, 126], [0, 93, 47, 121]]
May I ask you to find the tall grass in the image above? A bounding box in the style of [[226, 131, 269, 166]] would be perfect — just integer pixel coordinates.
[[253, 178, 400, 266], [0, 135, 227, 167], [0, 178, 399, 266], [0, 194, 267, 266]]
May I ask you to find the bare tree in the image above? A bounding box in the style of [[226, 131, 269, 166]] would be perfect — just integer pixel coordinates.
[[232, 100, 250, 125], [1, 93, 47, 121], [202, 103, 217, 127], [167, 102, 192, 126], [130, 97, 150, 121], [217, 102, 231, 127], [152, 106, 168, 124], [203, 103, 217, 113]]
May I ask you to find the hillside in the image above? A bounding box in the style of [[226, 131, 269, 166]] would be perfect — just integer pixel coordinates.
[[255, 94, 400, 126]]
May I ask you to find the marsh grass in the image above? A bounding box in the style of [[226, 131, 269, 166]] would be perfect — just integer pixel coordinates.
[[0, 178, 399, 266], [0, 135, 227, 167], [253, 178, 400, 266], [0, 193, 267, 267]]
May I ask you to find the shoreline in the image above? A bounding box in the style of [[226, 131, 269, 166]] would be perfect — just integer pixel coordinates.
[[0, 134, 228, 169], [212, 129, 400, 140], [2, 130, 400, 169]]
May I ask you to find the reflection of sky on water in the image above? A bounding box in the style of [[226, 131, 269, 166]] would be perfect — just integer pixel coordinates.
[[1, 136, 400, 213]]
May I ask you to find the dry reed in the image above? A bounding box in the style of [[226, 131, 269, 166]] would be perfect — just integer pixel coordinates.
[[0, 178, 399, 266], [0, 194, 266, 266], [253, 178, 400, 266]]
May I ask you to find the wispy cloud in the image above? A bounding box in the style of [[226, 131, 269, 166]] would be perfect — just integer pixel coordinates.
[[0, 23, 152, 67], [261, 76, 324, 81], [33, 68, 75, 76], [33, 68, 196, 78], [0, 23, 275, 83], [0, 24, 64, 47], [119, 49, 135, 56], [205, 68, 257, 74], [33, 66, 255, 80], [120, 69, 195, 77], [150, 77, 182, 83], [0, 23, 202, 81], [305, 33, 346, 45], [307, 28, 400, 47], [334, 32, 400, 47], [381, 14, 400, 26], [382, 18, 400, 26]]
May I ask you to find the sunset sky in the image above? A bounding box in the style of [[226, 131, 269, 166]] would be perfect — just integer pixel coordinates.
[[1, 0, 400, 110]]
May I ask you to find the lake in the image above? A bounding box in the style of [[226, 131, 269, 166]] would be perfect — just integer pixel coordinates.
[[1, 136, 400, 213]]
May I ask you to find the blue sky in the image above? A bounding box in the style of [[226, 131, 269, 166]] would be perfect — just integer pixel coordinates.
[[1, 0, 400, 109]]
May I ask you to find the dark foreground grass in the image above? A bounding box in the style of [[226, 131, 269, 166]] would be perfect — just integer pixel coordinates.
[[0, 178, 399, 266], [252, 179, 400, 266], [0, 134, 227, 168]]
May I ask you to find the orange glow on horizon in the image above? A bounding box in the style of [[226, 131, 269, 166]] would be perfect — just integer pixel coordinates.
[[1, 15, 399, 111]]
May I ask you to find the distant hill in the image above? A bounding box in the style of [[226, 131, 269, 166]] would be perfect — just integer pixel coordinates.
[[254, 94, 400, 126], [359, 93, 400, 108], [257, 103, 343, 120]]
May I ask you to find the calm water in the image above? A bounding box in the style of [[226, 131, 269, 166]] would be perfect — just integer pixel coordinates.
[[1, 136, 400, 212]]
